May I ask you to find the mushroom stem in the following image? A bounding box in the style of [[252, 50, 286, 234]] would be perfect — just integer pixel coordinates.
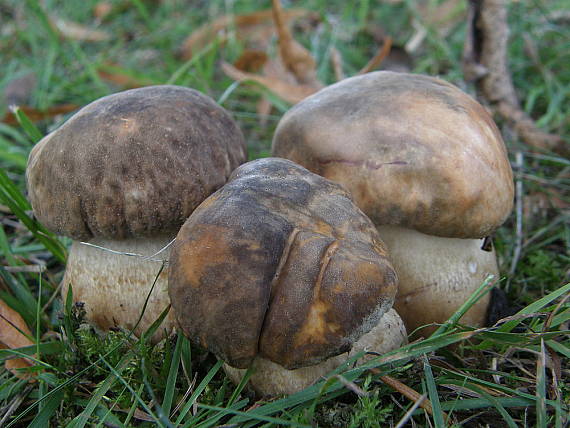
[[62, 235, 175, 342], [223, 308, 407, 396], [377, 225, 497, 336]]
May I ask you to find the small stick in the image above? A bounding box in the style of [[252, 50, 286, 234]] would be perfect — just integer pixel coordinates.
[[372, 370, 449, 421]]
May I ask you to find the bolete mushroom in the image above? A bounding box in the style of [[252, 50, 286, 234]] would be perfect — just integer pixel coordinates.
[[168, 158, 407, 395], [272, 71, 514, 335], [26, 85, 247, 340]]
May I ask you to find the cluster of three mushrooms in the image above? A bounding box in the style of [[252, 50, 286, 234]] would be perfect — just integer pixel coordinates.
[[27, 72, 514, 396], [26, 85, 407, 396]]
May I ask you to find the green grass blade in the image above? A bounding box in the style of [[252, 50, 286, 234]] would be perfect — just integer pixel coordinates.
[[423, 356, 445, 428], [536, 340, 547, 428], [174, 359, 223, 424], [162, 333, 183, 417], [27, 389, 64, 428], [197, 403, 311, 427], [67, 354, 134, 428], [10, 107, 43, 143], [431, 275, 495, 337]]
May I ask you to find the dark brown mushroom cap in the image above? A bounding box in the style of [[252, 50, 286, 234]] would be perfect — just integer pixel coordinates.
[[26, 85, 247, 240], [168, 158, 397, 370], [272, 71, 514, 238]]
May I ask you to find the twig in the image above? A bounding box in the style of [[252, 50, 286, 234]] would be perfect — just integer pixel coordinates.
[[372, 370, 449, 421], [462, 0, 566, 154]]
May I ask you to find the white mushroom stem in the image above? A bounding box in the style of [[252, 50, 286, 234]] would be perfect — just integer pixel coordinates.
[[377, 225, 498, 336], [224, 308, 407, 396], [62, 235, 176, 342]]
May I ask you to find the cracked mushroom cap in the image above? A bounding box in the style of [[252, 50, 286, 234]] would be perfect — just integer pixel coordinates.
[[26, 85, 247, 240], [168, 158, 398, 370], [272, 71, 514, 238]]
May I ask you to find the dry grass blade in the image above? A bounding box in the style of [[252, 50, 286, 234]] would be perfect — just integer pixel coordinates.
[[373, 371, 449, 421], [357, 37, 393, 75], [329, 47, 345, 81], [334, 375, 368, 397], [50, 16, 111, 42], [221, 62, 317, 104]]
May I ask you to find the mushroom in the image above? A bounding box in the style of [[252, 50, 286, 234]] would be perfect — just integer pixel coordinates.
[[26, 85, 247, 340], [272, 71, 514, 335], [168, 158, 407, 395]]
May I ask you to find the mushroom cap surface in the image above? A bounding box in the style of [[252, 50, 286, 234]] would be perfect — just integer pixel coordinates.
[[168, 158, 397, 370], [26, 85, 247, 240], [272, 71, 514, 238]]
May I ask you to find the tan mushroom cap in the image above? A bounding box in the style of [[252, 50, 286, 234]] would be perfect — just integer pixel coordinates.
[[26, 85, 247, 240], [168, 158, 398, 370], [272, 71, 514, 239]]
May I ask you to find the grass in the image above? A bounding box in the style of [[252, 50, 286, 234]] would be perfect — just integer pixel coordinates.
[[0, 0, 568, 426]]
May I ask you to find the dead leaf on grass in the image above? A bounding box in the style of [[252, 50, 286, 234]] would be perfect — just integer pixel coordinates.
[[180, 8, 314, 60], [2, 104, 78, 126], [222, 62, 317, 104], [51, 17, 111, 42], [272, 0, 320, 87], [0, 299, 35, 379], [234, 50, 269, 72], [97, 64, 156, 89]]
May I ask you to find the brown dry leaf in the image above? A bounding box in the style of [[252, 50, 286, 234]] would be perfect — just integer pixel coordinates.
[[222, 62, 317, 105], [97, 64, 156, 89], [357, 36, 393, 75], [93, 2, 113, 20], [0, 299, 35, 379], [234, 50, 269, 72], [272, 0, 321, 87], [2, 104, 78, 126], [180, 8, 313, 60], [51, 17, 111, 42]]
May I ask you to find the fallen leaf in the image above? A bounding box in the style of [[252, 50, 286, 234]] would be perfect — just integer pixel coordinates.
[[2, 104, 78, 126], [272, 0, 321, 87], [234, 50, 269, 72], [93, 2, 113, 20], [222, 62, 317, 105], [180, 8, 314, 59], [97, 64, 156, 89], [51, 17, 111, 42], [0, 299, 35, 379]]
